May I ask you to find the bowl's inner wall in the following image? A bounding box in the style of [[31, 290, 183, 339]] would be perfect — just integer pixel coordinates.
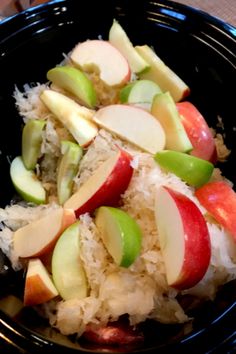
[[0, 0, 236, 352]]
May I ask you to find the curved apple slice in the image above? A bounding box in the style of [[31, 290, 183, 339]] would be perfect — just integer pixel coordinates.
[[70, 40, 131, 87], [52, 221, 88, 300], [24, 258, 58, 306], [64, 149, 133, 217], [13, 208, 76, 258], [10, 156, 46, 205], [155, 186, 211, 290], [176, 101, 217, 163], [95, 207, 142, 267], [195, 181, 236, 242], [93, 104, 165, 154]]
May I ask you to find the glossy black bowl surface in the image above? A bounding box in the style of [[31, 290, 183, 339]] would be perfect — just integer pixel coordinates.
[[0, 0, 236, 353]]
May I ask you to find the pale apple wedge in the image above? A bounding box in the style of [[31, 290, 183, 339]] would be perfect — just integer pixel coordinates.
[[136, 45, 190, 102], [70, 40, 131, 87], [95, 207, 142, 267], [151, 92, 192, 153], [10, 156, 46, 205], [24, 258, 58, 306], [13, 207, 76, 258], [22, 119, 46, 170], [40, 90, 98, 147], [155, 186, 211, 290], [64, 149, 133, 217], [93, 104, 166, 154], [52, 221, 88, 300], [109, 20, 149, 74], [47, 65, 97, 108]]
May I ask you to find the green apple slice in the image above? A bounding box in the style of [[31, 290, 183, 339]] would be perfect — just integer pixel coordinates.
[[120, 79, 162, 108], [47, 65, 97, 108], [151, 92, 192, 153], [135, 45, 190, 102], [109, 20, 150, 74], [57, 140, 83, 205], [95, 206, 142, 267], [154, 150, 214, 187], [22, 119, 46, 170], [52, 221, 88, 300], [10, 156, 46, 204]]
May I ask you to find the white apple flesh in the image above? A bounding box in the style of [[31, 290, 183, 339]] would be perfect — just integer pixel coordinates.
[[24, 258, 58, 306], [40, 90, 98, 147], [93, 104, 166, 154], [136, 45, 190, 102], [109, 20, 149, 74], [13, 207, 76, 258], [52, 221, 88, 300], [64, 149, 133, 217], [155, 186, 211, 290], [71, 40, 131, 87]]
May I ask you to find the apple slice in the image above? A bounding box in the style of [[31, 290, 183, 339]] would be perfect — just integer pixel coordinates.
[[151, 92, 192, 153], [154, 150, 214, 188], [57, 140, 83, 205], [10, 156, 46, 205], [95, 206, 142, 267], [24, 258, 58, 306], [176, 101, 217, 163], [47, 65, 97, 108], [119, 79, 162, 109], [109, 20, 149, 74], [135, 45, 190, 102], [155, 186, 211, 289], [93, 104, 165, 154], [195, 181, 236, 242], [13, 207, 76, 258], [71, 40, 131, 87], [64, 149, 133, 217], [52, 221, 88, 300], [22, 119, 46, 170], [40, 90, 98, 147]]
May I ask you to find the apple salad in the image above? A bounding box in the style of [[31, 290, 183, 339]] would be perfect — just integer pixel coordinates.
[[0, 20, 236, 345]]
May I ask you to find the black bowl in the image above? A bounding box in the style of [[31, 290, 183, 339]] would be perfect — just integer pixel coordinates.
[[0, 0, 236, 353]]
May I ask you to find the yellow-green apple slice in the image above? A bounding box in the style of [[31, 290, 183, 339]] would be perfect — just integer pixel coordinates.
[[13, 207, 76, 258], [119, 79, 162, 110], [40, 90, 98, 147], [10, 156, 46, 205], [154, 150, 214, 188], [57, 140, 83, 205], [151, 92, 192, 152], [93, 104, 165, 154], [47, 65, 97, 108], [70, 40, 131, 87], [64, 149, 133, 217], [109, 20, 149, 74], [155, 186, 211, 290], [52, 221, 88, 300], [24, 258, 58, 306], [135, 45, 190, 102], [95, 206, 142, 267], [195, 181, 236, 242], [22, 119, 46, 170], [176, 101, 217, 163]]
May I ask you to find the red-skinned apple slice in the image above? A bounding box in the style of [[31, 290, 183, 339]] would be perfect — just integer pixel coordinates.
[[71, 40, 131, 87], [24, 258, 58, 306], [64, 149, 133, 217], [13, 208, 76, 258], [195, 181, 236, 242], [93, 104, 166, 154], [155, 186, 211, 290], [176, 101, 217, 163]]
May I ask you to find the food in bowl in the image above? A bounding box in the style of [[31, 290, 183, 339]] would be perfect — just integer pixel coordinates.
[[0, 19, 235, 346]]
